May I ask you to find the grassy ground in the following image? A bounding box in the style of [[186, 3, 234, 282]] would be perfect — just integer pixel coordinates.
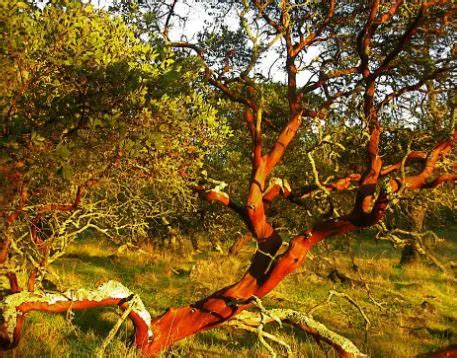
[[4, 226, 457, 357]]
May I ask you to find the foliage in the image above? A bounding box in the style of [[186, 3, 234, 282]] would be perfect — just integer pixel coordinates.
[[0, 0, 230, 290]]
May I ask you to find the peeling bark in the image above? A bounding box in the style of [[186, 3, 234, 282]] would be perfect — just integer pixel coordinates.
[[0, 281, 152, 350]]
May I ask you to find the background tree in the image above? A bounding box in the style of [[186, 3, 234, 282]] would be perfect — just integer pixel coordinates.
[[0, 0, 229, 306]]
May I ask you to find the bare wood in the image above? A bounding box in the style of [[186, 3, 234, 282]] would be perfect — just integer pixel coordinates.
[[227, 308, 366, 358], [0, 281, 152, 349]]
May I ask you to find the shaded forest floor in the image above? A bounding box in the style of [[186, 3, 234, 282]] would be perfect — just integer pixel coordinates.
[[6, 226, 457, 357]]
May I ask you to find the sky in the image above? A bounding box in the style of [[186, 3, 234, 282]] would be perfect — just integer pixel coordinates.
[[92, 0, 318, 85]]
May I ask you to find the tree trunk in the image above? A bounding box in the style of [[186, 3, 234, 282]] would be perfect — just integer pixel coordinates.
[[142, 216, 368, 355], [400, 244, 418, 265], [1, 194, 389, 356], [400, 203, 426, 265]]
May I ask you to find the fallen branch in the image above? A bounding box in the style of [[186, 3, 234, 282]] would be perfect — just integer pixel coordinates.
[[95, 301, 134, 358], [0, 280, 152, 350], [308, 290, 371, 332], [226, 307, 366, 358]]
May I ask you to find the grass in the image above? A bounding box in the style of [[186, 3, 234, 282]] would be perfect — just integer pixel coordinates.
[[4, 226, 457, 357]]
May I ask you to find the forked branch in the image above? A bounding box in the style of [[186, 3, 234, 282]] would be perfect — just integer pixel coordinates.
[[227, 308, 366, 358]]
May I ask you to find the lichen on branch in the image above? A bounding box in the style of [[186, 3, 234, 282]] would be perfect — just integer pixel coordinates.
[[0, 280, 152, 348]]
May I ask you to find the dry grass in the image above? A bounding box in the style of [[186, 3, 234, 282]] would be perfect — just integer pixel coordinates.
[[3, 226, 456, 357]]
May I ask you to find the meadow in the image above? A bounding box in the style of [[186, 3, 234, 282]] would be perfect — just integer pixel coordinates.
[[6, 227, 456, 357]]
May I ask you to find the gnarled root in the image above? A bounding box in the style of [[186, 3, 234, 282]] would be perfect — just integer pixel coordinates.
[[0, 280, 152, 350]]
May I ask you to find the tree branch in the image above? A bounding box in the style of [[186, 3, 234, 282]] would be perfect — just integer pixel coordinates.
[[292, 0, 336, 57], [170, 42, 252, 108], [0, 281, 152, 349], [194, 185, 248, 224], [227, 308, 366, 357]]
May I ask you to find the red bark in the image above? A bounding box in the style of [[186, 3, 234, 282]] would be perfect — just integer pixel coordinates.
[[135, 2, 454, 353], [144, 221, 363, 353], [4, 298, 150, 350]]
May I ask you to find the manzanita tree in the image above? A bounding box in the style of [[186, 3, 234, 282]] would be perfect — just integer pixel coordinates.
[[1, 0, 456, 357]]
